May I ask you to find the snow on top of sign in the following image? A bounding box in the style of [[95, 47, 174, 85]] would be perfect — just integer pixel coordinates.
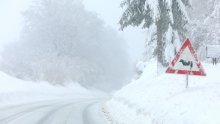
[[207, 45, 220, 58], [207, 45, 220, 48]]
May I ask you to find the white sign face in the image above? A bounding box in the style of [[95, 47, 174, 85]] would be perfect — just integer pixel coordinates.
[[166, 39, 206, 76], [173, 47, 199, 71]]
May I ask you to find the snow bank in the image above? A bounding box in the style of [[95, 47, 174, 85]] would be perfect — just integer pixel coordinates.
[[0, 71, 106, 106], [105, 60, 220, 124]]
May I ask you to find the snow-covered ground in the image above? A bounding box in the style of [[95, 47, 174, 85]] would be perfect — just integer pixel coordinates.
[[105, 59, 220, 124], [0, 71, 109, 124], [0, 71, 107, 106]]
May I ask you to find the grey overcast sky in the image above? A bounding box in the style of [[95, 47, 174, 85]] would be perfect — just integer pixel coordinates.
[[0, 0, 31, 50], [0, 0, 145, 62]]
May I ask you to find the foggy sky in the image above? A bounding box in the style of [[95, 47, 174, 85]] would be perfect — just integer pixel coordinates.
[[0, 0, 145, 62]]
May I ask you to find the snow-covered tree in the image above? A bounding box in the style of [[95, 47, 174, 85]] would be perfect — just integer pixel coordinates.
[[187, 0, 220, 59], [0, 0, 132, 91], [200, 0, 220, 45], [120, 0, 190, 66]]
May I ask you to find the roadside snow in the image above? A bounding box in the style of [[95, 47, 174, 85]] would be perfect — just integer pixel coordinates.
[[105, 60, 220, 124], [0, 71, 107, 106]]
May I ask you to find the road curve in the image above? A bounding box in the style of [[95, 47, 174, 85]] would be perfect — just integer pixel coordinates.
[[0, 98, 108, 124]]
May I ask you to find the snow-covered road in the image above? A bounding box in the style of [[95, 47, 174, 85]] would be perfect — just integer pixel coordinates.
[[0, 98, 108, 124]]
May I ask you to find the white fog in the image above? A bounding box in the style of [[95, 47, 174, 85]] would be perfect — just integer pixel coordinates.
[[0, 0, 219, 124]]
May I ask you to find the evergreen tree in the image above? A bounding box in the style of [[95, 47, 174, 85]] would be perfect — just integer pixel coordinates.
[[204, 0, 220, 45], [120, 0, 190, 66], [187, 0, 219, 60]]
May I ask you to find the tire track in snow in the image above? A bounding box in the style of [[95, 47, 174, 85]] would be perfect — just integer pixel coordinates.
[[35, 99, 97, 124], [35, 103, 75, 124], [0, 104, 51, 124], [0, 99, 107, 124], [0, 99, 77, 124]]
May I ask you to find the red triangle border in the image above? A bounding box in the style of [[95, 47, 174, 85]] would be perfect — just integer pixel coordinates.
[[166, 39, 206, 76]]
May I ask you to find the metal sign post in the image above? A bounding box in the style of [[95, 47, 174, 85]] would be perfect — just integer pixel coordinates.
[[186, 67, 192, 88], [186, 74, 189, 88]]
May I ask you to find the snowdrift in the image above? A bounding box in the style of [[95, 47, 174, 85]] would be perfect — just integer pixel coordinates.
[[104, 60, 220, 124], [0, 71, 105, 106]]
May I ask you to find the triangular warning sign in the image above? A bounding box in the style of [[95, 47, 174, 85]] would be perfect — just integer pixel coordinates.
[[166, 39, 206, 76]]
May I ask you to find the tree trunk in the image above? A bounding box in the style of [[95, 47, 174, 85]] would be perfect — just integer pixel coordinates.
[[156, 0, 170, 67]]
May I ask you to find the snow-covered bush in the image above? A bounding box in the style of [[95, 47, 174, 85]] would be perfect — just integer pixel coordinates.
[[0, 0, 132, 91]]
